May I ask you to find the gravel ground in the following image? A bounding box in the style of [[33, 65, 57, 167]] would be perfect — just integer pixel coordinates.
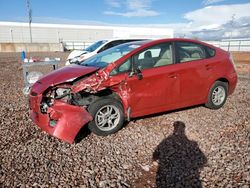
[[0, 52, 249, 187]]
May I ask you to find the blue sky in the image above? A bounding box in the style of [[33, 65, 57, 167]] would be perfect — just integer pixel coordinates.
[[0, 0, 248, 24], [0, 0, 250, 39]]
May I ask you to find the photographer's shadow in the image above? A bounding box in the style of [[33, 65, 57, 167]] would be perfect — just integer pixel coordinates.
[[153, 121, 207, 187]]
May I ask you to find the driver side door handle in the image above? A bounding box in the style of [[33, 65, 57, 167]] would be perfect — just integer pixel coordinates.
[[168, 73, 177, 79], [205, 64, 213, 70]]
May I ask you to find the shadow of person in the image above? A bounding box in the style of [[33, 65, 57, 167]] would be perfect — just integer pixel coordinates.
[[153, 121, 207, 188]]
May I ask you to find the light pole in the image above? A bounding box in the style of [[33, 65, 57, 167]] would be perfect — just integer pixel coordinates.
[[228, 14, 235, 51], [26, 0, 32, 43], [10, 29, 13, 42]]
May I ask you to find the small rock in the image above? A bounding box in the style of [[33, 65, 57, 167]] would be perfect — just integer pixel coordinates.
[[123, 164, 130, 170], [141, 165, 150, 172], [99, 180, 107, 188], [153, 161, 158, 166]]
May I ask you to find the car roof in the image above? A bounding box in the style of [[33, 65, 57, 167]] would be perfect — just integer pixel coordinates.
[[109, 38, 220, 60], [113, 40, 151, 47], [133, 38, 218, 50], [100, 38, 148, 42]]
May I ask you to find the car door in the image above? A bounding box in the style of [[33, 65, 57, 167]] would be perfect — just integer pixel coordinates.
[[174, 41, 212, 107], [124, 42, 181, 118]]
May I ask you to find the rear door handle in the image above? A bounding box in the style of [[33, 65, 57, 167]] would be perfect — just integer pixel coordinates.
[[168, 74, 177, 79], [205, 64, 213, 70]]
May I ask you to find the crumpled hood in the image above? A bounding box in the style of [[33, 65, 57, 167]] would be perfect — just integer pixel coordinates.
[[38, 65, 98, 86]]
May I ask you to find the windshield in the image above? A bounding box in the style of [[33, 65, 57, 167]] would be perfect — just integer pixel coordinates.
[[85, 40, 107, 52], [80, 41, 145, 68]]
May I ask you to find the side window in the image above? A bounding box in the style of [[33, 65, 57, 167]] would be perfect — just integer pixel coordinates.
[[110, 59, 131, 76], [205, 46, 216, 57], [134, 43, 173, 70], [112, 40, 124, 46], [176, 42, 206, 63], [98, 43, 110, 53], [107, 40, 121, 47], [138, 48, 161, 60], [98, 41, 118, 53]]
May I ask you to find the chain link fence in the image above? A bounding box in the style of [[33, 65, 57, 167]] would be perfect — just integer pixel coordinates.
[[62, 39, 250, 52], [205, 39, 250, 51]]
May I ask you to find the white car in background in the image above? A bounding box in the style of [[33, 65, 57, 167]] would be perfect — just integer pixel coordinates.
[[66, 39, 145, 65]]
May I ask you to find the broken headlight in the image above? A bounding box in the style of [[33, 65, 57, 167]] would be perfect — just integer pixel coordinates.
[[55, 88, 71, 99], [40, 87, 71, 113], [40, 97, 54, 113], [70, 57, 80, 64]]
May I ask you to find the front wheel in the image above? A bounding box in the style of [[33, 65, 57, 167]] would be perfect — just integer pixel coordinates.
[[87, 98, 124, 136], [205, 81, 228, 109]]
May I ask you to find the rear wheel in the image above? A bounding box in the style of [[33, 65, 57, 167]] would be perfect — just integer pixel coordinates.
[[205, 81, 228, 109], [87, 98, 124, 136]]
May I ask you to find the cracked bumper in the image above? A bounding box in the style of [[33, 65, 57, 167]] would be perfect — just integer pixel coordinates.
[[30, 100, 92, 144]]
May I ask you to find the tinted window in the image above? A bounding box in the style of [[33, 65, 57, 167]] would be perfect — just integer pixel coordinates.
[[86, 40, 107, 52], [109, 40, 140, 47], [176, 42, 206, 63], [98, 40, 124, 53], [111, 40, 124, 46], [134, 43, 173, 70], [206, 46, 216, 57], [98, 40, 144, 53], [98, 42, 114, 52], [124, 39, 143, 43]]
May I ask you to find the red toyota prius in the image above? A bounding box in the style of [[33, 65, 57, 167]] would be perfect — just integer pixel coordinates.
[[29, 38, 237, 143]]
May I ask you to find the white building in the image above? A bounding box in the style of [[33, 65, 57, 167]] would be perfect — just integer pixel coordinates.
[[0, 21, 174, 44]]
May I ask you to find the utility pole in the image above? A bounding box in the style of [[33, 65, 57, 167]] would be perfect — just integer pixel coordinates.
[[228, 14, 235, 51], [26, 0, 32, 43], [10, 29, 13, 42]]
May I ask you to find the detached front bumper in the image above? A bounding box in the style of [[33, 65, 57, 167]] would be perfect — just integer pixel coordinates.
[[30, 99, 93, 144]]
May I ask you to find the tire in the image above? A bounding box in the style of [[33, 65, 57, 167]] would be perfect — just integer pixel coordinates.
[[205, 81, 228, 109], [87, 97, 124, 136]]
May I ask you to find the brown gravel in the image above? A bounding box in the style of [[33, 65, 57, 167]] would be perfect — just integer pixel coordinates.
[[232, 51, 250, 64], [0, 52, 249, 187]]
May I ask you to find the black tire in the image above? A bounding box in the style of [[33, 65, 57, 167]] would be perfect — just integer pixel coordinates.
[[205, 81, 228, 109], [87, 97, 124, 136]]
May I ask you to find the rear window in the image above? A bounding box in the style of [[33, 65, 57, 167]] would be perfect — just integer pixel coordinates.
[[176, 42, 206, 63], [176, 42, 216, 63]]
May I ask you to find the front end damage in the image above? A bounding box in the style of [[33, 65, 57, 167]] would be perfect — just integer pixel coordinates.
[[29, 68, 129, 143], [30, 100, 92, 143]]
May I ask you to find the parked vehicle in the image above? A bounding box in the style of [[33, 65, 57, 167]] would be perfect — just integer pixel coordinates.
[[65, 39, 145, 65], [29, 38, 237, 143]]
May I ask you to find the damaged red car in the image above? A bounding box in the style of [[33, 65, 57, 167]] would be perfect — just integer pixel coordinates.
[[29, 38, 237, 143]]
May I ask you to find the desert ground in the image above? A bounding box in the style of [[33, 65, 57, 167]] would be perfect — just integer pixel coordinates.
[[0, 52, 249, 187]]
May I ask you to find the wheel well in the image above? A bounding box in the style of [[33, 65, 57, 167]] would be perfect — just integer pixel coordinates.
[[216, 78, 229, 85], [216, 78, 229, 92], [96, 89, 122, 102], [71, 89, 123, 107], [73, 89, 123, 142]]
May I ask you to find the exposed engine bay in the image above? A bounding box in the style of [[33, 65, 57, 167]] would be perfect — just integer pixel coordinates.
[[39, 69, 128, 117]]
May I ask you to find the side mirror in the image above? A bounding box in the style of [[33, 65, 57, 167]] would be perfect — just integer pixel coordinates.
[[128, 68, 143, 80], [135, 68, 143, 80], [128, 71, 135, 78]]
